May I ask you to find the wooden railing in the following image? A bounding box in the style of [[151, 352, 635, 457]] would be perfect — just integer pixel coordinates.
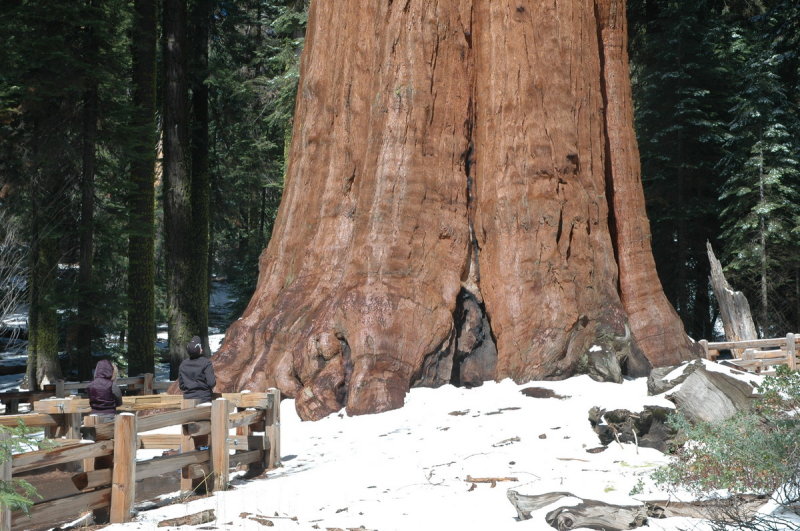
[[700, 333, 798, 374], [55, 374, 172, 397], [0, 374, 173, 415], [0, 389, 281, 530]]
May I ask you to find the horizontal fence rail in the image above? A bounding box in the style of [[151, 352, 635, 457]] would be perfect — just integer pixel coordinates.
[[0, 374, 173, 416], [700, 333, 798, 374], [1, 389, 281, 530]]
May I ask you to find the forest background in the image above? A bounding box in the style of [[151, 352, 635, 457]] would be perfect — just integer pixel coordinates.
[[0, 0, 797, 389]]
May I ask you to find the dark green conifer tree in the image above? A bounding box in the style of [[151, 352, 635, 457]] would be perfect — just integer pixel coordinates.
[[127, 0, 159, 377], [718, 7, 800, 336], [629, 0, 730, 339]]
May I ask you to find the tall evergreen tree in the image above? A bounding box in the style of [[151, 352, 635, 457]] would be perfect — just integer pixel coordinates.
[[628, 0, 730, 339], [13, 1, 90, 387], [127, 0, 159, 377], [188, 0, 213, 355], [718, 9, 800, 336], [163, 0, 202, 378], [208, 0, 305, 313]]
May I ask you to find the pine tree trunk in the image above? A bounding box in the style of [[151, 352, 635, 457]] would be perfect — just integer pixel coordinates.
[[213, 0, 699, 420], [163, 0, 196, 379], [127, 0, 158, 377], [189, 0, 211, 354], [76, 80, 98, 381], [758, 154, 768, 334], [27, 117, 63, 389], [76, 0, 99, 381]]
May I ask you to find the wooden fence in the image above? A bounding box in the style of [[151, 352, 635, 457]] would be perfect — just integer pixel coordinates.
[[0, 389, 281, 530], [0, 374, 172, 415], [700, 333, 798, 375]]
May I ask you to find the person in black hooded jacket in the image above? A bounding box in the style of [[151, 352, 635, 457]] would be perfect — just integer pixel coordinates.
[[178, 336, 216, 403], [87, 359, 123, 418]]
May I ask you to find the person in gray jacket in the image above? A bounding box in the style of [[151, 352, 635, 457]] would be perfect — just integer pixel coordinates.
[[178, 336, 216, 403]]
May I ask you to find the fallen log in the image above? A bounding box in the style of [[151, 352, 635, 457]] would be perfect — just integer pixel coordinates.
[[546, 500, 648, 530], [646, 495, 768, 520], [508, 491, 647, 530], [508, 490, 770, 530], [507, 490, 577, 519], [158, 509, 215, 527], [465, 475, 518, 488]]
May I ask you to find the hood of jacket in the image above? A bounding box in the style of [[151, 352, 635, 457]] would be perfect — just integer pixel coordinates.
[[94, 359, 114, 380]]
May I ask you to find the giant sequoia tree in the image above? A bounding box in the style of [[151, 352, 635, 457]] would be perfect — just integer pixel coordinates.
[[214, 0, 701, 420]]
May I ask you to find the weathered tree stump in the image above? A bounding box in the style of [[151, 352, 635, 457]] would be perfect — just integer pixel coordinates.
[[707, 242, 757, 355]]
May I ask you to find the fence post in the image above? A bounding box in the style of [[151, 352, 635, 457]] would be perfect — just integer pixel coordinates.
[[180, 399, 201, 493], [83, 415, 97, 472], [142, 374, 154, 395], [211, 398, 230, 491], [110, 413, 137, 524], [1, 430, 11, 530], [787, 333, 797, 371], [65, 412, 82, 440], [266, 388, 281, 469], [55, 379, 65, 398]]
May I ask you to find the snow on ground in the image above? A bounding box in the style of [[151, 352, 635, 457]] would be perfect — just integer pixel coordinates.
[[100, 375, 719, 531], [2, 331, 788, 530]]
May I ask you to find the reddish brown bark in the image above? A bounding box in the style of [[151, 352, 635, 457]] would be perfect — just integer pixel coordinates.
[[595, 0, 702, 366], [213, 0, 699, 420]]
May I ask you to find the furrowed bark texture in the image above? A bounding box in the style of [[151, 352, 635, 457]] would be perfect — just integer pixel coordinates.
[[127, 0, 158, 377], [595, 0, 701, 367], [163, 0, 200, 379], [214, 0, 698, 420]]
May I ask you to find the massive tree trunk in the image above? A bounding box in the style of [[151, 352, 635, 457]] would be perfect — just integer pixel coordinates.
[[595, 0, 699, 369], [214, 0, 701, 420]]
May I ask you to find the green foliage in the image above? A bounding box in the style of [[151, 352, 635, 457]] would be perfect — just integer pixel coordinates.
[[756, 365, 800, 419], [653, 367, 800, 528], [0, 423, 49, 514], [629, 0, 800, 339], [209, 0, 306, 316], [653, 411, 798, 495], [0, 0, 136, 379], [717, 6, 800, 336], [628, 0, 730, 339]]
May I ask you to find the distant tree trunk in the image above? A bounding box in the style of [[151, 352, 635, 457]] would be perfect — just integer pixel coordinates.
[[76, 0, 99, 381], [76, 80, 98, 381], [27, 117, 63, 389], [163, 0, 196, 378], [189, 0, 211, 354], [758, 151, 768, 334], [213, 0, 700, 420], [127, 0, 158, 377]]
